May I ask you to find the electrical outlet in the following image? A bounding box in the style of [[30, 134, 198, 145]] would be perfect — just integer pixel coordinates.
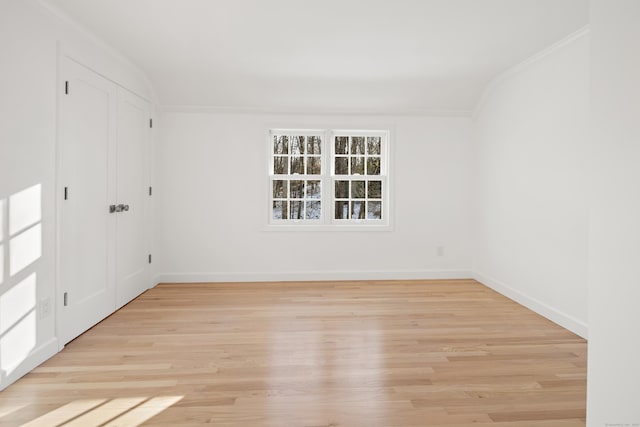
[[437, 246, 445, 257], [39, 297, 51, 319]]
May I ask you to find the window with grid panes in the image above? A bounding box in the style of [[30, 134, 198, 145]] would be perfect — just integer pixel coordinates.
[[332, 132, 385, 222], [270, 132, 323, 222], [268, 129, 389, 227]]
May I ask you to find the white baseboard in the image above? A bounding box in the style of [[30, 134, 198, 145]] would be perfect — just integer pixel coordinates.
[[154, 269, 472, 285], [0, 337, 59, 391], [473, 271, 588, 339]]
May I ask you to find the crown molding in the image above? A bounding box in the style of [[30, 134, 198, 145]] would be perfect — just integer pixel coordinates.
[[472, 25, 590, 119], [159, 104, 473, 117], [35, 0, 159, 104]]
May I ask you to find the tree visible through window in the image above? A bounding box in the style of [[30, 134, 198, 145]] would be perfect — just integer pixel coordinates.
[[271, 133, 323, 221], [333, 134, 383, 221], [269, 129, 389, 226]]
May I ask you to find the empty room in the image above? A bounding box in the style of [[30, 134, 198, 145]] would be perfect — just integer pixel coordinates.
[[0, 0, 639, 425]]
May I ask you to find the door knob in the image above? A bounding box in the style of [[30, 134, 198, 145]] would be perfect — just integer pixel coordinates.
[[109, 204, 129, 213]]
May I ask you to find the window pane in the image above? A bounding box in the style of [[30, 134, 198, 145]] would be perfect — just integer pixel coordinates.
[[274, 156, 288, 174], [351, 136, 365, 155], [290, 180, 304, 198], [306, 201, 321, 219], [351, 201, 366, 219], [368, 181, 382, 198], [367, 136, 381, 154], [291, 136, 305, 155], [351, 157, 365, 175], [367, 201, 382, 219], [291, 156, 304, 174], [351, 181, 365, 198], [335, 181, 349, 198], [307, 180, 321, 199], [290, 201, 304, 219], [307, 156, 321, 174], [335, 201, 349, 219], [273, 201, 288, 219], [273, 180, 287, 198], [274, 135, 288, 154], [335, 136, 349, 154], [335, 157, 348, 175], [307, 136, 322, 154], [366, 157, 381, 175]]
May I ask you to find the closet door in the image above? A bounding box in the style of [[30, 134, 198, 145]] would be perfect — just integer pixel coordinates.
[[59, 57, 117, 344], [115, 88, 150, 308]]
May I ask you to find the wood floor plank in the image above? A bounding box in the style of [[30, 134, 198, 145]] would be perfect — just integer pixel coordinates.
[[0, 279, 587, 426]]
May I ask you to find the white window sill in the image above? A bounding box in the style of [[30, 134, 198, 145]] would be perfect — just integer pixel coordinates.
[[263, 222, 393, 232]]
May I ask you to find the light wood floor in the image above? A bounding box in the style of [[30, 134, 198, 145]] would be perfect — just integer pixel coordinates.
[[0, 280, 587, 426]]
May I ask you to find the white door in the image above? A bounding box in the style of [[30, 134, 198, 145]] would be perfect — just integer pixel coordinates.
[[115, 88, 150, 308], [59, 57, 117, 344]]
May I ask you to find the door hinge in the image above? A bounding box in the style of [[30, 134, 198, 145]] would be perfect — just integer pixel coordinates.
[[149, 186, 153, 196], [63, 292, 68, 306], [148, 254, 152, 264], [64, 187, 68, 200], [149, 118, 153, 128], [65, 81, 69, 95]]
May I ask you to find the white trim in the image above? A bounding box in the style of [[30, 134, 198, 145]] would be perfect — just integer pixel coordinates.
[[262, 224, 393, 232], [0, 338, 59, 391], [472, 25, 590, 119], [35, 0, 158, 103], [160, 104, 472, 117], [155, 269, 472, 284], [54, 41, 63, 352], [473, 271, 588, 339]]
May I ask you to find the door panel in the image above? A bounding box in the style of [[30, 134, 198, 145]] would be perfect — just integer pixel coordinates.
[[116, 88, 150, 308], [59, 57, 117, 344]]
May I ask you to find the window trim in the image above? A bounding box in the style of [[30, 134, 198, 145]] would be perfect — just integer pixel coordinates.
[[266, 128, 392, 231]]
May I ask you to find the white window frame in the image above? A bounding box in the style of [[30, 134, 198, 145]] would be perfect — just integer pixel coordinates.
[[329, 130, 389, 226], [267, 128, 391, 230]]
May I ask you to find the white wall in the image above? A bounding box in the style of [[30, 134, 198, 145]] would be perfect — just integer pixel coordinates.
[[0, 0, 154, 390], [156, 112, 473, 282], [12, 2, 637, 418], [473, 30, 590, 337], [587, 1, 640, 424]]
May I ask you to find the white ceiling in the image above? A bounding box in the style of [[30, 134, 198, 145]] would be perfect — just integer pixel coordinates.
[[44, 0, 588, 113]]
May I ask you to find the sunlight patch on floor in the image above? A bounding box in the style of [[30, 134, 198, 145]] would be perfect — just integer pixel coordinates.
[[20, 399, 108, 427], [101, 396, 183, 427], [14, 396, 184, 427]]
